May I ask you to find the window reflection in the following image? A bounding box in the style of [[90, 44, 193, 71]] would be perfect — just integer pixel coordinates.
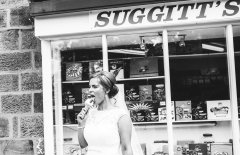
[[168, 28, 226, 56], [107, 33, 164, 59], [169, 27, 228, 101]]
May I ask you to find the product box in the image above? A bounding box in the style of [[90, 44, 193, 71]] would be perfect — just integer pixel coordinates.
[[150, 140, 168, 155], [62, 90, 76, 105], [130, 57, 158, 78], [126, 101, 138, 122], [189, 143, 208, 155], [126, 100, 159, 122], [191, 101, 207, 120], [152, 84, 165, 101], [63, 106, 76, 124], [63, 144, 82, 155], [65, 63, 83, 81], [150, 141, 181, 155], [89, 60, 103, 77], [125, 85, 140, 101], [175, 101, 192, 121], [158, 101, 175, 122], [139, 85, 153, 101], [206, 100, 231, 120], [140, 143, 147, 155], [81, 88, 90, 103], [174, 145, 182, 155], [210, 143, 233, 155], [177, 140, 194, 155], [109, 59, 124, 79], [145, 100, 160, 122]]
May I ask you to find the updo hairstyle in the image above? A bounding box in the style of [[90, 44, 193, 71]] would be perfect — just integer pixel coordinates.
[[90, 71, 119, 98]]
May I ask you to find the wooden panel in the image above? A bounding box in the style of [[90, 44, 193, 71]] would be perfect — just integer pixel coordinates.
[[30, 0, 186, 16]]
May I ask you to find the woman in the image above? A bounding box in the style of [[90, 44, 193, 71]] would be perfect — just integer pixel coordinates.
[[77, 71, 142, 155]]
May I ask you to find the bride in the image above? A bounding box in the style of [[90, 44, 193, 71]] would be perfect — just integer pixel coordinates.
[[77, 71, 144, 155]]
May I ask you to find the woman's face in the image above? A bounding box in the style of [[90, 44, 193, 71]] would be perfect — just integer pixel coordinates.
[[89, 77, 107, 105]]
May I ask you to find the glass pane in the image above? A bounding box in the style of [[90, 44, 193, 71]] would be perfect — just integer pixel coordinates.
[[51, 36, 102, 155], [107, 32, 168, 155], [169, 27, 233, 155], [233, 25, 240, 119]]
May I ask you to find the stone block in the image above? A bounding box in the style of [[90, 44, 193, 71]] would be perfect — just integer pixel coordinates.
[[0, 140, 34, 155], [0, 0, 7, 5], [0, 52, 31, 71], [10, 6, 32, 26], [20, 116, 43, 138], [36, 138, 44, 155], [0, 117, 9, 138], [13, 117, 18, 138], [34, 51, 42, 68], [1, 94, 32, 114], [21, 72, 42, 91], [34, 93, 43, 113], [0, 10, 7, 28], [0, 0, 29, 8], [22, 29, 38, 49], [0, 30, 19, 51], [0, 74, 18, 92]]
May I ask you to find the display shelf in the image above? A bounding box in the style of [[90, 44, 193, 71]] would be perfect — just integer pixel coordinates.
[[63, 124, 78, 127], [61, 51, 240, 64], [117, 76, 165, 82], [63, 142, 79, 145], [60, 119, 227, 128], [132, 119, 232, 126], [168, 51, 240, 59], [62, 76, 165, 83], [134, 122, 218, 129], [62, 80, 89, 84]]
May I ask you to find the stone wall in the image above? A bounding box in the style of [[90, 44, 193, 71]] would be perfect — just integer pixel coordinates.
[[0, 0, 44, 155]]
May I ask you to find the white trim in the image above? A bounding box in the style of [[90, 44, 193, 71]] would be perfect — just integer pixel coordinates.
[[41, 40, 55, 155], [34, 0, 240, 40], [89, 0, 240, 30], [52, 46, 64, 155], [226, 24, 240, 155], [162, 29, 174, 155]]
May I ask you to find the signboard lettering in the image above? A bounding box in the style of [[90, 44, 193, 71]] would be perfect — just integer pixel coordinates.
[[90, 0, 240, 30]]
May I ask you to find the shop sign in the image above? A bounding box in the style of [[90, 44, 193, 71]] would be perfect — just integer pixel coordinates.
[[90, 0, 240, 30]]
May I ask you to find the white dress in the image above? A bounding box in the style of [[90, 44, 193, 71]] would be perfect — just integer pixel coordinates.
[[84, 108, 127, 155]]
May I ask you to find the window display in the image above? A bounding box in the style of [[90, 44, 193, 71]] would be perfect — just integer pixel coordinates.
[[50, 26, 240, 155], [167, 27, 235, 155]]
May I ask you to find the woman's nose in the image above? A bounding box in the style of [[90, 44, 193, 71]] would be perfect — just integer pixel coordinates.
[[89, 87, 93, 92]]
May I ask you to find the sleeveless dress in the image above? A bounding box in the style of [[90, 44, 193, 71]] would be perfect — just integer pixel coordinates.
[[83, 108, 128, 155]]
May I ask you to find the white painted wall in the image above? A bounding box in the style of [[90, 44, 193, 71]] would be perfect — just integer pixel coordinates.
[[135, 121, 234, 155]]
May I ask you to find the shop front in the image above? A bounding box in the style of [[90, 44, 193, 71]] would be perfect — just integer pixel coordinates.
[[30, 0, 240, 154]]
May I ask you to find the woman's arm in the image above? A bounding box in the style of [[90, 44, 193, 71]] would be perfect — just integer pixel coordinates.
[[118, 115, 133, 155], [77, 98, 94, 148], [77, 127, 88, 148]]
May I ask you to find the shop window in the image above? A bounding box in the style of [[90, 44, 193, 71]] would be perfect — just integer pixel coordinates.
[[50, 27, 238, 155], [168, 27, 233, 152], [233, 25, 240, 118], [107, 33, 166, 123], [51, 37, 102, 154]]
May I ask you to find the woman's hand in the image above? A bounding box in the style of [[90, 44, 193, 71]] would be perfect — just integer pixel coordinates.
[[77, 98, 94, 126]]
